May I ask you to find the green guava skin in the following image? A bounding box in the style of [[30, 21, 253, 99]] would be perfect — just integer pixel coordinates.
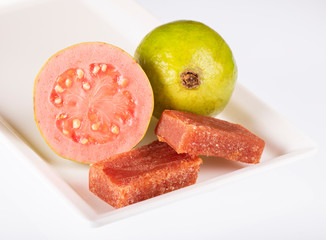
[[134, 20, 238, 119]]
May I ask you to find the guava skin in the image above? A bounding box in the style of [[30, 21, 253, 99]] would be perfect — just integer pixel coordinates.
[[135, 20, 237, 118]]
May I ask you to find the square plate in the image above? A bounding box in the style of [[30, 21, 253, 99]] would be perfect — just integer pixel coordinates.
[[0, 0, 317, 226]]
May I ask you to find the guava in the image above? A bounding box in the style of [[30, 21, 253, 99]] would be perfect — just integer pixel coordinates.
[[34, 42, 154, 164], [134, 20, 237, 118]]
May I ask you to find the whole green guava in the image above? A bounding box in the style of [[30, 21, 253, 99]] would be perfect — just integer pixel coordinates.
[[135, 20, 237, 118]]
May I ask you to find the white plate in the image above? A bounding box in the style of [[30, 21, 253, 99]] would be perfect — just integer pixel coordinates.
[[0, 0, 317, 227]]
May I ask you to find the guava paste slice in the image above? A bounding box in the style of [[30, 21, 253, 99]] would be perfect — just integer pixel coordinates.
[[89, 140, 202, 208], [34, 42, 153, 163], [155, 110, 265, 164]]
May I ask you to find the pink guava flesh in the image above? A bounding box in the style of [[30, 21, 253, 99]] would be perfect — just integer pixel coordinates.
[[34, 42, 153, 163]]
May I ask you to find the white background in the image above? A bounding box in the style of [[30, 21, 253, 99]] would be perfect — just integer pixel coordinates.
[[1, 0, 326, 239]]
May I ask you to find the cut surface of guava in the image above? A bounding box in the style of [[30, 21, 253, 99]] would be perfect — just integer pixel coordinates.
[[34, 42, 153, 163]]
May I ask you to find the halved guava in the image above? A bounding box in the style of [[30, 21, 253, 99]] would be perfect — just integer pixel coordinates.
[[34, 42, 154, 164]]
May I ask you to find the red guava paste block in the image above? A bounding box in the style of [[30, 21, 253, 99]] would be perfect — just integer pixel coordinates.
[[89, 140, 202, 208], [155, 110, 265, 164]]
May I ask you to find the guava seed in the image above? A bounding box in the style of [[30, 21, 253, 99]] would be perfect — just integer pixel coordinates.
[[56, 113, 67, 119], [118, 77, 128, 87], [77, 69, 84, 79], [62, 129, 69, 135], [91, 123, 100, 131], [65, 79, 72, 87], [81, 138, 88, 144], [55, 85, 64, 93], [93, 66, 100, 74], [54, 97, 62, 104], [73, 119, 81, 129], [101, 64, 107, 72], [111, 125, 119, 134], [83, 82, 90, 90]]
